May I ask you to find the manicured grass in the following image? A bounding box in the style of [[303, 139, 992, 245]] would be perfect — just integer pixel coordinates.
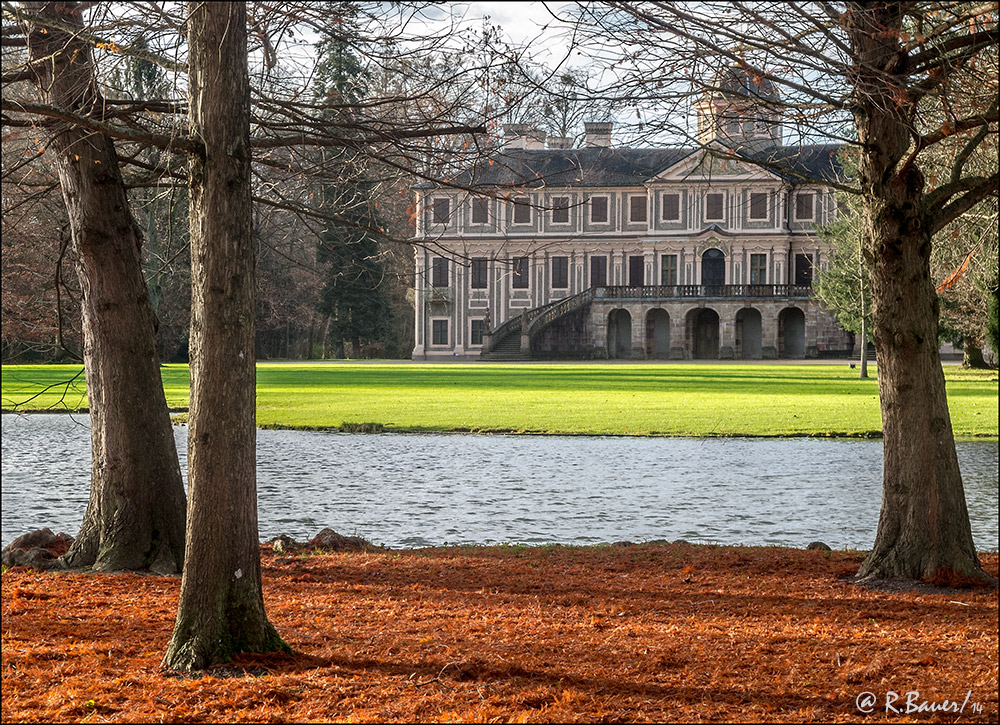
[[1, 362, 996, 437]]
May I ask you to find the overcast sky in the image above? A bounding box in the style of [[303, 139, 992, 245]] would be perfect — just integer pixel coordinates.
[[437, 2, 582, 65]]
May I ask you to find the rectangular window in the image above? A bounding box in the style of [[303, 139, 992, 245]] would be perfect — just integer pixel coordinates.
[[512, 256, 529, 289], [432, 197, 450, 225], [629, 195, 647, 223], [628, 255, 644, 286], [661, 254, 678, 285], [749, 192, 768, 220], [551, 256, 569, 289], [662, 193, 680, 221], [750, 254, 767, 284], [705, 193, 724, 221], [472, 197, 489, 224], [590, 255, 608, 287], [431, 257, 449, 287], [512, 196, 531, 224], [551, 196, 570, 224], [795, 253, 814, 285], [431, 319, 448, 346], [470, 319, 486, 346], [471, 258, 488, 289], [590, 195, 608, 223], [795, 192, 815, 221]]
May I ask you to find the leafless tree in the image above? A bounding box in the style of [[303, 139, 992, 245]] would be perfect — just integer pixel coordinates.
[[8, 1, 187, 573], [162, 0, 289, 670], [2, 0, 543, 666], [566, 1, 998, 584]]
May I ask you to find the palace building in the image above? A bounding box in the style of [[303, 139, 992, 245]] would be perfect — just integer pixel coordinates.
[[410, 69, 854, 360]]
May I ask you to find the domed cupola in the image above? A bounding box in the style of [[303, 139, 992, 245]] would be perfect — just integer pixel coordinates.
[[695, 64, 782, 150]]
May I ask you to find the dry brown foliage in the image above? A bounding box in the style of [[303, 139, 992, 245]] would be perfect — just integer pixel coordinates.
[[2, 543, 997, 722]]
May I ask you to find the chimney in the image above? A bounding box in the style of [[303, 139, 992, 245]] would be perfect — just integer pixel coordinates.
[[502, 123, 530, 149], [524, 128, 547, 150], [548, 136, 574, 150], [583, 121, 613, 148]]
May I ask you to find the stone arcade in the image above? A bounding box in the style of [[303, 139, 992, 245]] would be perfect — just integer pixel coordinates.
[[411, 70, 853, 360]]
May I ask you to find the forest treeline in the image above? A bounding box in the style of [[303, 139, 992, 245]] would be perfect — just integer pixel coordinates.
[[2, 3, 603, 363]]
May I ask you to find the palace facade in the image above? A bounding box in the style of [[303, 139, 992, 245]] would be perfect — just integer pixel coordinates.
[[411, 71, 853, 361]]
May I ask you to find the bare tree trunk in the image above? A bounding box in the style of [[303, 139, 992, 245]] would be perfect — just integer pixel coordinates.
[[306, 314, 315, 359], [22, 1, 185, 573], [321, 315, 332, 358], [164, 1, 289, 670], [847, 3, 990, 585], [858, 243, 869, 380], [859, 317, 869, 379], [962, 340, 987, 369]]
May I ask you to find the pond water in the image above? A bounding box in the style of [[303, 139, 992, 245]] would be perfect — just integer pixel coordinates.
[[2, 413, 997, 551]]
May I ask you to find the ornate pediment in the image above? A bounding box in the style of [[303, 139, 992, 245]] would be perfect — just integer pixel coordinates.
[[648, 144, 780, 184]]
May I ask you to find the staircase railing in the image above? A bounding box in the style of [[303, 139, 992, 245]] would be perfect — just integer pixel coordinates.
[[483, 287, 597, 355], [527, 287, 597, 335]]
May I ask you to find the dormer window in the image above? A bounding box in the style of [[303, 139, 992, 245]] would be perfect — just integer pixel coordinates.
[[432, 197, 450, 225], [795, 192, 815, 221], [705, 192, 725, 222], [590, 195, 609, 223]]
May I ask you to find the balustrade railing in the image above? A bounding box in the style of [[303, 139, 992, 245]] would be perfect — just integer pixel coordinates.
[[482, 284, 812, 354], [597, 284, 812, 299]]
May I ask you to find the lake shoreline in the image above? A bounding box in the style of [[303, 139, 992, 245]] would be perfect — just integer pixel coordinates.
[[8, 407, 1000, 441], [4, 363, 996, 437]]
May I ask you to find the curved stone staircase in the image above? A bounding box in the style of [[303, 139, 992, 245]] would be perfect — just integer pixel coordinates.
[[480, 288, 598, 361]]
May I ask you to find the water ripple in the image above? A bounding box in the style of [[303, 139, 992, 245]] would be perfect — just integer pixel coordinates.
[[2, 413, 997, 551]]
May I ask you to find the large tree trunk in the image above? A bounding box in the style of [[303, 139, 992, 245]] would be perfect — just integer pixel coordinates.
[[846, 3, 990, 585], [163, 1, 289, 670], [22, 1, 186, 573]]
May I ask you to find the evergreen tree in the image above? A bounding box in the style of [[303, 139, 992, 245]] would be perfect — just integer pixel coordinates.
[[312, 8, 392, 358]]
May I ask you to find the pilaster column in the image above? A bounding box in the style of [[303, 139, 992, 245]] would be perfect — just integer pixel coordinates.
[[761, 306, 779, 359], [670, 311, 688, 359], [719, 307, 735, 359]]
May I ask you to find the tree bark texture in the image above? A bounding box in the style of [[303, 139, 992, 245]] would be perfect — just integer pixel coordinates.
[[22, 1, 186, 573], [845, 3, 990, 584], [164, 1, 289, 670]]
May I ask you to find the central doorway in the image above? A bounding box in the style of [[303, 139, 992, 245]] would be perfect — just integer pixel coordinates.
[[688, 308, 720, 359], [701, 248, 725, 288]]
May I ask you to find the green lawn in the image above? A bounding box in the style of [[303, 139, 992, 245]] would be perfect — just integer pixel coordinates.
[[1, 362, 997, 438]]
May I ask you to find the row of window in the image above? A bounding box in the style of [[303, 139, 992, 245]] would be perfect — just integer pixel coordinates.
[[430, 191, 819, 227], [430, 252, 796, 290], [430, 318, 488, 347]]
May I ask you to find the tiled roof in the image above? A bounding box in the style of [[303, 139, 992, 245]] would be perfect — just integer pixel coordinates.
[[418, 143, 845, 190]]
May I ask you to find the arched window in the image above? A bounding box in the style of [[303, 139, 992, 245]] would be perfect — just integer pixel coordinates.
[[701, 248, 725, 286]]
